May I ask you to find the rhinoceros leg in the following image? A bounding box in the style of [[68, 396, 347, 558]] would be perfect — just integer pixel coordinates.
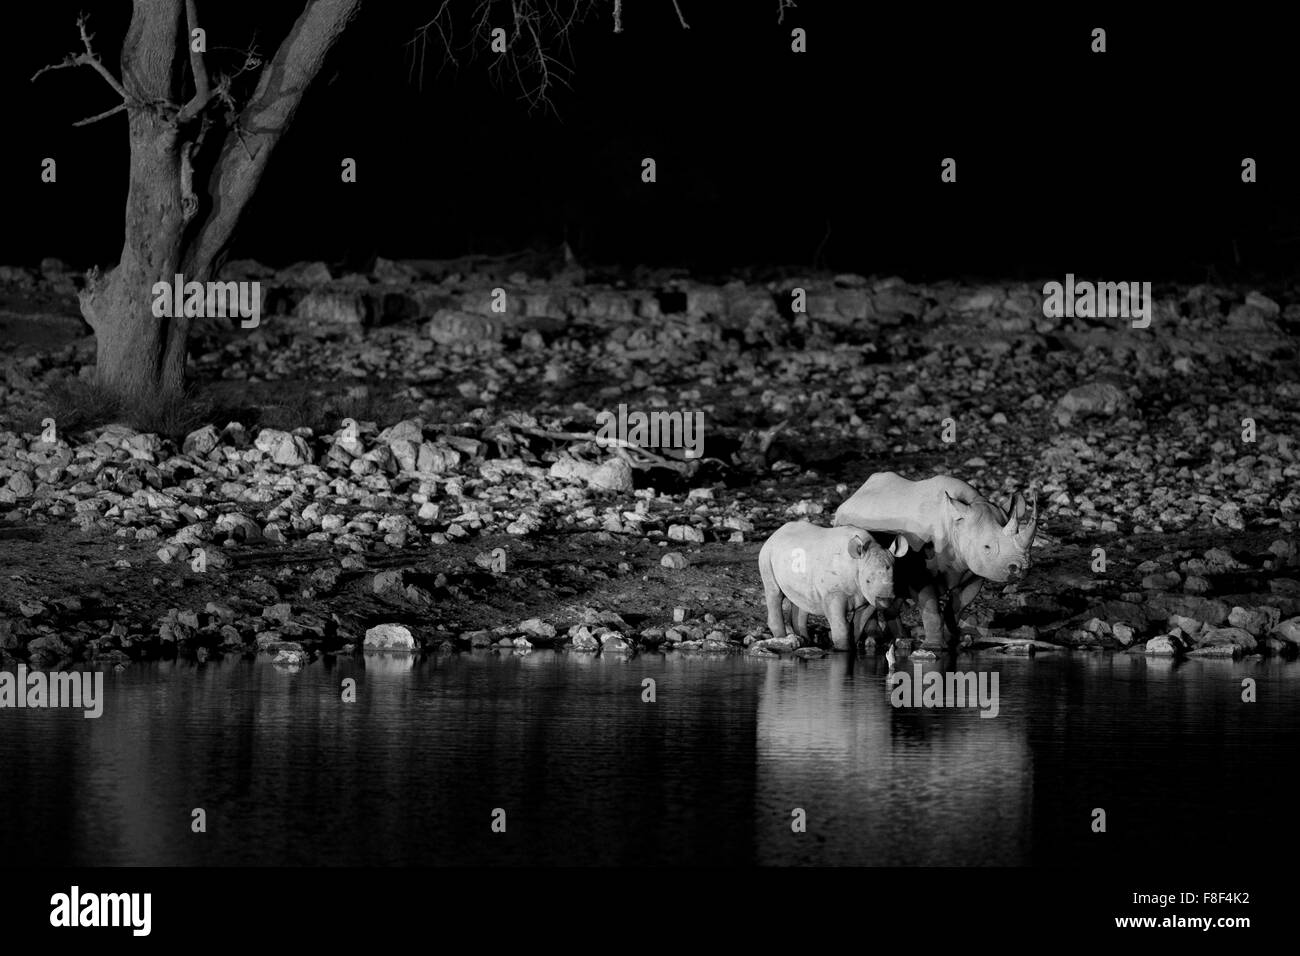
[[763, 586, 788, 641], [791, 606, 809, 640], [827, 596, 853, 651], [917, 583, 946, 650], [943, 577, 984, 640], [851, 604, 875, 643]]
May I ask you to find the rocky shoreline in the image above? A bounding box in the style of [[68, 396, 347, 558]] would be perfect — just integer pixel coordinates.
[[1, 257, 1298, 669]]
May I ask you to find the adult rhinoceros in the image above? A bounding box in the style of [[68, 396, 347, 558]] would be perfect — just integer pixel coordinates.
[[832, 471, 1038, 651]]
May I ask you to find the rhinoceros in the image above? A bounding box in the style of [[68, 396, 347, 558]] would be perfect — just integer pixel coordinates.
[[832, 472, 1038, 650], [758, 521, 910, 650]]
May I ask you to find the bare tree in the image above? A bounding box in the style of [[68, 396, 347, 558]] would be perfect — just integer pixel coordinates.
[[31, 1, 777, 408], [33, 1, 363, 404]]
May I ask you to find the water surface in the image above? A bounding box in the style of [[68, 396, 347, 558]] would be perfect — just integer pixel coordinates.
[[1, 651, 1294, 866]]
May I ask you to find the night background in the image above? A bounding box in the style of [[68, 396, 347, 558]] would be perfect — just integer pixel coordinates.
[[0, 1, 1296, 930], [2, 2, 1294, 280]]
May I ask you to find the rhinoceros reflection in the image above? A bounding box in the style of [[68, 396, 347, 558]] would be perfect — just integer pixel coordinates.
[[753, 653, 1032, 865]]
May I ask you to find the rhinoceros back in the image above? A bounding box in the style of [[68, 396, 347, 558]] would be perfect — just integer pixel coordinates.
[[833, 472, 980, 547]]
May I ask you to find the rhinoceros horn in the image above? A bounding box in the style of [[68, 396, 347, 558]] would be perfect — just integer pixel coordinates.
[[1015, 495, 1038, 545], [1002, 492, 1026, 535]]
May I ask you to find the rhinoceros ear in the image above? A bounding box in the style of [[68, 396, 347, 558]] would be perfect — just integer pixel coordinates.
[[889, 534, 909, 558], [1011, 492, 1029, 522], [846, 535, 866, 559], [944, 492, 970, 521]]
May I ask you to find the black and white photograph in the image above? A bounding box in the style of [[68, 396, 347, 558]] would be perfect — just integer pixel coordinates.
[[0, 2, 1291, 940]]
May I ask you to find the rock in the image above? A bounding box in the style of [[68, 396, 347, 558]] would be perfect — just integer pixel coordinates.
[[570, 629, 600, 651], [1203, 547, 1246, 570], [1245, 290, 1280, 317], [27, 634, 73, 661], [295, 290, 367, 330], [39, 256, 69, 277], [549, 456, 633, 493], [364, 623, 416, 651], [6, 472, 34, 497], [215, 512, 262, 542], [1111, 622, 1136, 646], [1226, 303, 1271, 329], [1191, 627, 1257, 651], [424, 309, 503, 347], [1147, 594, 1230, 626], [1227, 606, 1279, 637], [263, 603, 293, 623], [793, 647, 827, 659], [276, 260, 333, 285], [221, 258, 273, 280], [661, 552, 689, 569], [518, 618, 557, 639], [750, 636, 799, 653], [273, 648, 309, 666], [1272, 618, 1300, 645], [1211, 502, 1245, 531], [950, 288, 1000, 313], [1268, 539, 1296, 560], [1144, 634, 1183, 656], [1188, 644, 1241, 658], [416, 442, 460, 474], [372, 570, 405, 594], [253, 429, 312, 466], [182, 425, 221, 457], [600, 632, 631, 653], [668, 524, 706, 543], [1142, 571, 1181, 590], [1056, 382, 1131, 423]]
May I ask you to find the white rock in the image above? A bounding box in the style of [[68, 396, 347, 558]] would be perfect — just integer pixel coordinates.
[[364, 623, 417, 651]]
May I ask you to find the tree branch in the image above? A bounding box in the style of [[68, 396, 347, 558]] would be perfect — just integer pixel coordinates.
[[72, 102, 129, 127], [185, 0, 362, 275], [613, 0, 622, 32], [777, 0, 796, 25], [177, 0, 214, 122], [31, 13, 132, 104], [669, 0, 690, 30]]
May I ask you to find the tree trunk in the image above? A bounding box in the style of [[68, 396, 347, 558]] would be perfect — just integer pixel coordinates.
[[82, 104, 196, 402], [82, 0, 362, 408]]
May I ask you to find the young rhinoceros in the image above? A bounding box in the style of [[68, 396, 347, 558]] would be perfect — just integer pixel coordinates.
[[833, 472, 1038, 650], [758, 521, 909, 651]]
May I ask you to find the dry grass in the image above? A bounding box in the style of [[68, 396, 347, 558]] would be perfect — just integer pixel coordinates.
[[34, 378, 214, 443]]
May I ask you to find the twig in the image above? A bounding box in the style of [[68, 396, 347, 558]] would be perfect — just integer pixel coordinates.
[[777, 0, 796, 24], [32, 13, 131, 104], [72, 102, 127, 127], [669, 0, 690, 29], [613, 0, 622, 32]]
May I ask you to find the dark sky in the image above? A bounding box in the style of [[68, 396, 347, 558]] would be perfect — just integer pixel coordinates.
[[3, 2, 1294, 280]]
